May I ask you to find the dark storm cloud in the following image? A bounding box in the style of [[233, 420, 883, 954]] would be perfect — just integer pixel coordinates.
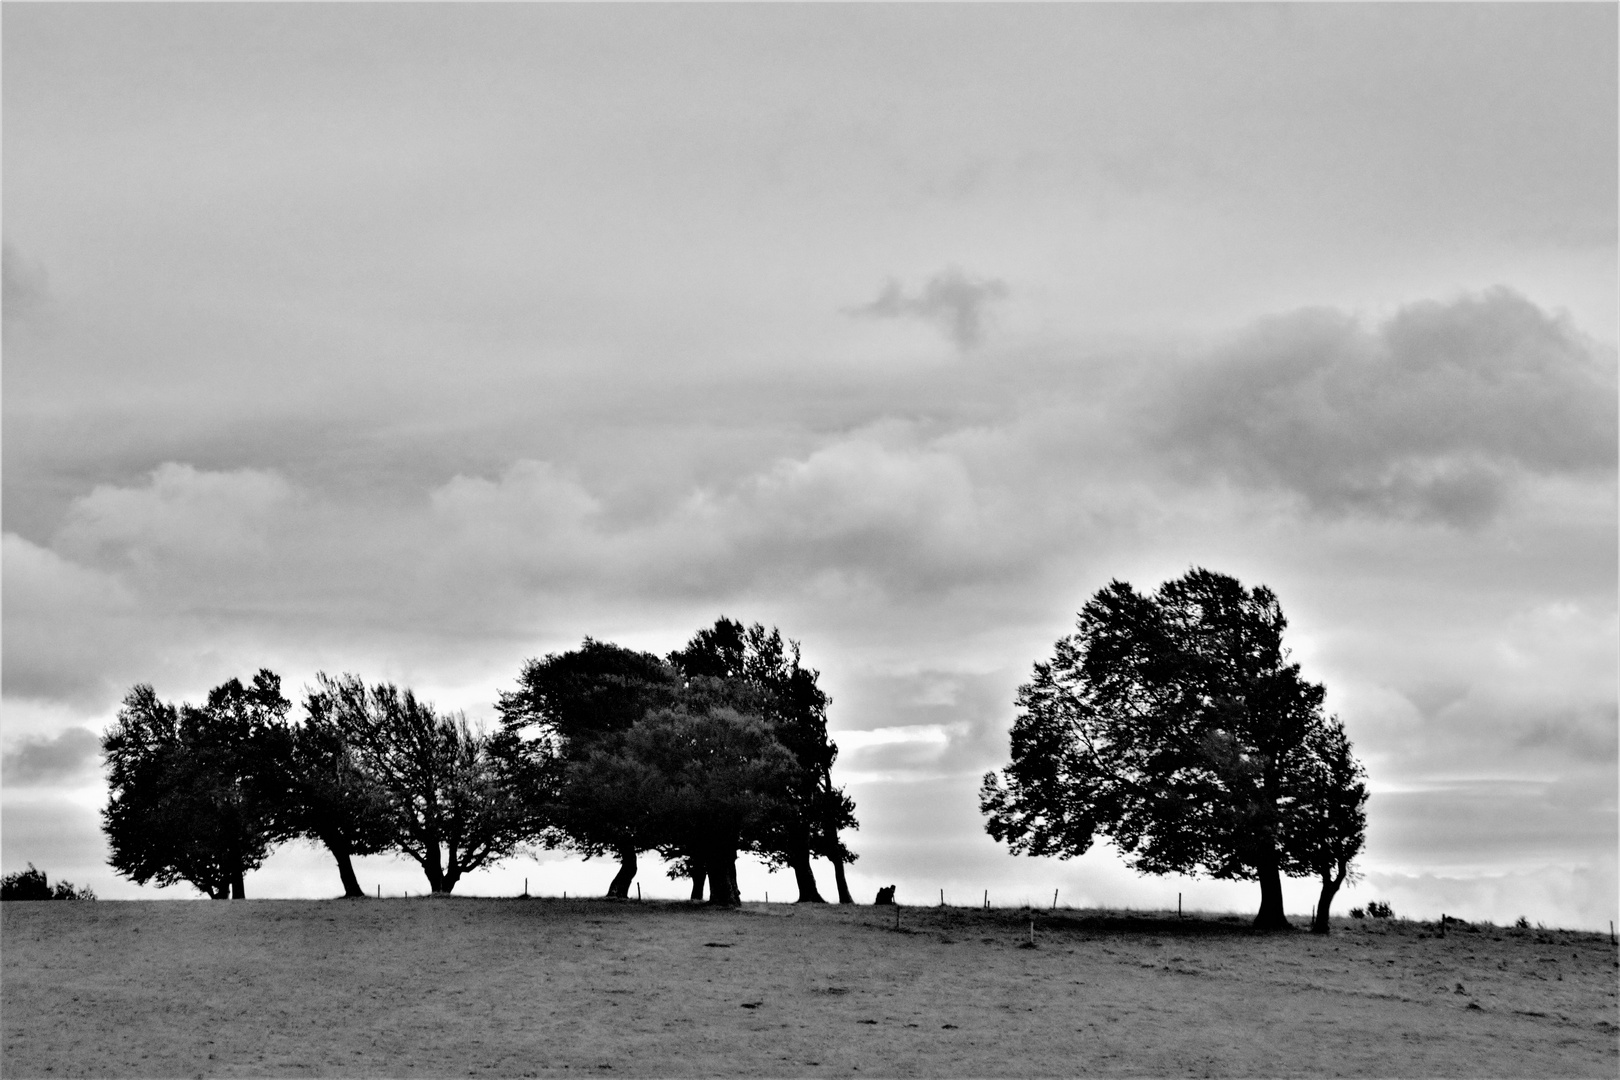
[[1, 726, 100, 786], [851, 268, 1009, 350], [1156, 290, 1617, 526]]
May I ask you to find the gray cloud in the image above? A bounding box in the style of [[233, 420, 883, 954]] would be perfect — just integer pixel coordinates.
[[1156, 289, 1617, 526], [1, 726, 100, 786], [851, 268, 1009, 350]]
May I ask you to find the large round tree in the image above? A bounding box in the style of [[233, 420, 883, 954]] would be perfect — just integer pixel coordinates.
[[980, 568, 1367, 931], [102, 671, 296, 899]]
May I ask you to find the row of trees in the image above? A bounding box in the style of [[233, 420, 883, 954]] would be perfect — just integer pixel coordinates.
[[101, 618, 857, 904], [981, 568, 1368, 933]]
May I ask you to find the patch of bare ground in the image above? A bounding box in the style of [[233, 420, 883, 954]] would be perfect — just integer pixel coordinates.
[[3, 899, 1615, 1077]]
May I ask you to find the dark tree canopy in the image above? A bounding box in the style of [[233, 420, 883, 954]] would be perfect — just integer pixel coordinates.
[[496, 621, 857, 904], [669, 618, 858, 903], [568, 704, 798, 905], [102, 672, 295, 899], [981, 568, 1368, 931], [282, 698, 397, 898], [307, 674, 536, 894], [495, 639, 683, 896], [1, 864, 95, 901]]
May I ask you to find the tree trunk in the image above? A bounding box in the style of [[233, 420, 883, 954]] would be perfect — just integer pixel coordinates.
[[423, 841, 447, 894], [831, 854, 854, 904], [230, 866, 245, 900], [689, 859, 707, 901], [1252, 853, 1289, 931], [790, 849, 825, 903], [1312, 874, 1342, 935], [707, 847, 740, 906], [440, 867, 460, 894], [324, 836, 366, 898], [607, 846, 637, 899]]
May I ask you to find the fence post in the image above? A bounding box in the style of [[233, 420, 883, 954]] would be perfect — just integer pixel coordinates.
[[1052, 889, 1058, 910]]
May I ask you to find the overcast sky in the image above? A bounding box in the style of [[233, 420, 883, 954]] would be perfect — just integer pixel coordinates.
[[4, 4, 1615, 927]]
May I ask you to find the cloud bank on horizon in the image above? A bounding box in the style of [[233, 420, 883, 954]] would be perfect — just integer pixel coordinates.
[[3, 4, 1614, 926]]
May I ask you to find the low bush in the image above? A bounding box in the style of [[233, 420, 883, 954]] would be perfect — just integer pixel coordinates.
[[1, 864, 95, 901], [1366, 900, 1394, 919]]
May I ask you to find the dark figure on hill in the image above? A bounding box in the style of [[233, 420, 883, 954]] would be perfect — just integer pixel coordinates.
[[874, 885, 896, 905]]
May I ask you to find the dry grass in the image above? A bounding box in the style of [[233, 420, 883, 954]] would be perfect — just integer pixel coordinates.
[[3, 897, 1616, 1077]]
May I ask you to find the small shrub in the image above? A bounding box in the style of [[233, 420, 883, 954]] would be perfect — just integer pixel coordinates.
[[1349, 907, 1366, 919], [1367, 900, 1394, 919], [51, 879, 96, 901], [1, 864, 94, 901], [1, 864, 51, 901], [1515, 916, 1530, 929]]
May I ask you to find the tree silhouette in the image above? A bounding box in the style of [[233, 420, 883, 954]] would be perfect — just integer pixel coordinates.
[[980, 569, 1367, 931], [495, 640, 682, 897], [669, 618, 858, 903], [568, 704, 797, 905], [1284, 716, 1368, 933], [280, 698, 397, 898], [307, 674, 536, 894], [102, 672, 295, 899], [2, 864, 96, 900]]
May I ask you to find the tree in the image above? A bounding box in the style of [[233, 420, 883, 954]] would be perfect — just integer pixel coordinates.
[[495, 640, 683, 897], [1, 864, 51, 900], [669, 618, 859, 903], [1285, 716, 1368, 934], [307, 674, 537, 894], [1, 865, 97, 901], [279, 701, 397, 898], [101, 672, 294, 899], [569, 704, 798, 905], [980, 569, 1368, 931]]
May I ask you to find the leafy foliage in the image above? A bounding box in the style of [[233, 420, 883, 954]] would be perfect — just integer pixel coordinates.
[[981, 568, 1368, 930], [669, 618, 858, 901], [307, 674, 537, 893], [101, 672, 295, 899], [1, 864, 94, 901], [569, 704, 799, 904]]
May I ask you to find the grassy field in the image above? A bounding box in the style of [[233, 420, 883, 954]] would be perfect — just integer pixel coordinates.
[[3, 897, 1616, 1077]]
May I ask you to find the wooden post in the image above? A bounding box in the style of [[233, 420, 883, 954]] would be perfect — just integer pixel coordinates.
[[376, 884, 380, 899], [984, 889, 988, 910], [1440, 913, 1446, 938], [524, 877, 528, 897], [1052, 889, 1058, 910], [1029, 918, 1035, 946], [637, 883, 642, 901], [1178, 892, 1182, 918], [940, 888, 944, 907]]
